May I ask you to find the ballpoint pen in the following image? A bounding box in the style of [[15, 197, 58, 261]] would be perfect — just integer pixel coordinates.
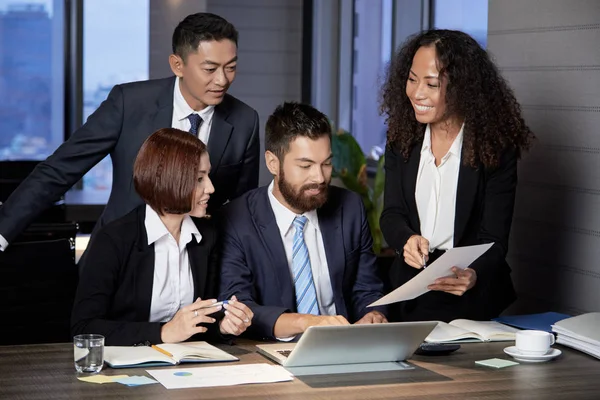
[[422, 252, 427, 269], [196, 300, 229, 310]]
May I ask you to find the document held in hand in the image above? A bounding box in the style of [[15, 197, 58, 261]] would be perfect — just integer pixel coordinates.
[[368, 243, 493, 307]]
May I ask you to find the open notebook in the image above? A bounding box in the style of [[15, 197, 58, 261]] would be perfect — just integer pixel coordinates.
[[104, 341, 238, 368], [425, 320, 519, 343]]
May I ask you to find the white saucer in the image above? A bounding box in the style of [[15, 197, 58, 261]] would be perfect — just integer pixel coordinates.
[[503, 346, 561, 363]]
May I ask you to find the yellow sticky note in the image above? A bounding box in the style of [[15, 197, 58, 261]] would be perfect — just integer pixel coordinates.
[[78, 374, 129, 384]]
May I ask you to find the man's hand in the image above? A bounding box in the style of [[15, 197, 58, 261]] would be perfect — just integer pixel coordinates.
[[219, 296, 253, 336], [354, 311, 388, 324], [273, 314, 350, 338], [428, 267, 477, 296]]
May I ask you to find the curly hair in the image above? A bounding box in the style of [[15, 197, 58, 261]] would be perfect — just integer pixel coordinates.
[[380, 29, 534, 168]]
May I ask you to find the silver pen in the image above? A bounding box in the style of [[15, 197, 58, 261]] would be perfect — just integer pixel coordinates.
[[422, 253, 427, 269]]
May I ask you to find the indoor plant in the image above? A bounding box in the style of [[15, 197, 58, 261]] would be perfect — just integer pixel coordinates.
[[331, 129, 385, 254]]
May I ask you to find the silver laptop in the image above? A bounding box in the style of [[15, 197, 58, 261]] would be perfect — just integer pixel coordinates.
[[256, 321, 437, 375]]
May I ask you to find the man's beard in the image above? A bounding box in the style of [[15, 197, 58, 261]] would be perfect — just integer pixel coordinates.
[[278, 168, 329, 213]]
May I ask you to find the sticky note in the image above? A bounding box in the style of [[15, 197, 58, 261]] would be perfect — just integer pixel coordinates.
[[114, 375, 159, 386], [77, 374, 129, 384], [475, 358, 519, 369]]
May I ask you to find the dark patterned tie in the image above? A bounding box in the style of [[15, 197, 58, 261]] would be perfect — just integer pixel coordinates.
[[188, 113, 203, 137]]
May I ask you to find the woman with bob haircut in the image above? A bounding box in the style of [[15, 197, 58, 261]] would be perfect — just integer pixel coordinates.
[[380, 30, 534, 322], [72, 128, 253, 346]]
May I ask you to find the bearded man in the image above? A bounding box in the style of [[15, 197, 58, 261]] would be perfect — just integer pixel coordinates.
[[218, 102, 388, 341]]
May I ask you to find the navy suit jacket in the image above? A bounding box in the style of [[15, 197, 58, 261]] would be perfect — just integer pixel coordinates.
[[218, 185, 387, 340], [71, 205, 221, 346], [0, 77, 260, 244]]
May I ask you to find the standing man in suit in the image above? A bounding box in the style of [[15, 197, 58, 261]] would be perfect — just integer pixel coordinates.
[[0, 13, 259, 251], [219, 102, 387, 341]]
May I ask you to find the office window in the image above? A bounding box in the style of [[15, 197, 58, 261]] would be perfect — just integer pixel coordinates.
[[432, 0, 488, 48], [351, 0, 393, 157], [81, 0, 149, 200], [0, 1, 64, 161]]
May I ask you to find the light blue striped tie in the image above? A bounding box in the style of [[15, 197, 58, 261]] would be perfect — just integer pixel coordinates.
[[292, 216, 319, 315]]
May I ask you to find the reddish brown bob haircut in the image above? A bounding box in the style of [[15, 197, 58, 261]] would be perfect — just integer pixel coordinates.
[[134, 128, 207, 215]]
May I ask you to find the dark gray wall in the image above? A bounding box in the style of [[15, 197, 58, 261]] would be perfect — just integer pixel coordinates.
[[488, 0, 600, 315], [207, 0, 303, 185]]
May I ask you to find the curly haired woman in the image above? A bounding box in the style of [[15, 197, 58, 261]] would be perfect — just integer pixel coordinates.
[[380, 30, 534, 322]]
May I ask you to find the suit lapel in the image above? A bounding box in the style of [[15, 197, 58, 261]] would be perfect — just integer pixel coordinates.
[[454, 162, 479, 245], [149, 77, 176, 134], [132, 206, 156, 321], [187, 234, 209, 299], [208, 97, 234, 175], [317, 199, 346, 315], [405, 144, 422, 232], [251, 188, 296, 309]]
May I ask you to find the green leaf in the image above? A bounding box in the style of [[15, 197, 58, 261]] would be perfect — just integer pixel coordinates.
[[331, 131, 366, 179], [373, 155, 385, 202]]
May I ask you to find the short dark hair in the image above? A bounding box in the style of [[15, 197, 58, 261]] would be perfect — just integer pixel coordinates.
[[134, 128, 207, 215], [172, 13, 238, 60], [265, 102, 332, 160]]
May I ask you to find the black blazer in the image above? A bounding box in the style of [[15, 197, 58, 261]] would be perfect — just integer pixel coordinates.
[[381, 142, 517, 322], [71, 205, 220, 346], [0, 77, 260, 244], [219, 186, 387, 340]]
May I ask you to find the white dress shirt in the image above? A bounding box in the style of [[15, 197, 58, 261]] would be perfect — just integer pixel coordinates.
[[171, 76, 215, 145], [415, 124, 464, 251], [145, 204, 201, 323], [267, 181, 337, 316]]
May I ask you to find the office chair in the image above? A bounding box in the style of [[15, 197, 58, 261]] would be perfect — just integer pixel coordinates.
[[0, 223, 79, 345]]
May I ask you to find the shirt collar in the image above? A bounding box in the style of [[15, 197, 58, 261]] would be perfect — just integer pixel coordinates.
[[267, 181, 320, 238], [144, 204, 202, 245], [420, 123, 465, 159], [173, 76, 215, 123]]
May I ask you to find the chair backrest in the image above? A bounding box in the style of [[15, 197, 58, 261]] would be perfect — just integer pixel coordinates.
[[0, 234, 79, 345]]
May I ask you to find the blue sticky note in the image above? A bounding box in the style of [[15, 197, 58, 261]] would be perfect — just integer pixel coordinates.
[[475, 358, 519, 369], [114, 375, 159, 386]]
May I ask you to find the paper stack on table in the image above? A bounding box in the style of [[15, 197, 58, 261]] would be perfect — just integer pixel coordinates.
[[551, 312, 600, 360]]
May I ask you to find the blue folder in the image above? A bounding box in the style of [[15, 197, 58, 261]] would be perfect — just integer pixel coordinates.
[[493, 312, 571, 333]]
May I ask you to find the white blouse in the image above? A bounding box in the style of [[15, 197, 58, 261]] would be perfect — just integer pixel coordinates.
[[415, 124, 464, 251], [144, 205, 201, 323]]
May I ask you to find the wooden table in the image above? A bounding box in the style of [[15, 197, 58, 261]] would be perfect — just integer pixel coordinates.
[[1, 340, 599, 399]]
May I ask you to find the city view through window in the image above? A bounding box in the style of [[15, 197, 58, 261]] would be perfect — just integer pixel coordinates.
[[0, 0, 148, 201]]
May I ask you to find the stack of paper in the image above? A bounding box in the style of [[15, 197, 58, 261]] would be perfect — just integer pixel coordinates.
[[551, 312, 600, 360]]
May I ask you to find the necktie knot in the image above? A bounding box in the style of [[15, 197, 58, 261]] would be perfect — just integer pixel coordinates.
[[293, 216, 308, 232], [188, 113, 203, 136]]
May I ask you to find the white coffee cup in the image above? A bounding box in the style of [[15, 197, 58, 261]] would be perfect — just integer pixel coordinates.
[[515, 330, 555, 355]]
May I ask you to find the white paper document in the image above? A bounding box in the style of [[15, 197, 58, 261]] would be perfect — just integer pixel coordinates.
[[146, 363, 293, 389], [368, 243, 493, 307]]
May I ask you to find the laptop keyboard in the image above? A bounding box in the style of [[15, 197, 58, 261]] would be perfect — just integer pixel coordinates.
[[276, 350, 292, 358]]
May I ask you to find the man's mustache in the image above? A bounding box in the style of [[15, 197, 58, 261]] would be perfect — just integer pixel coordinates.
[[301, 183, 328, 192]]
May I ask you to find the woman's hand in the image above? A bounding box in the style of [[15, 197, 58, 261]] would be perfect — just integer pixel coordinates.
[[160, 298, 222, 343], [403, 235, 429, 269], [219, 295, 254, 336], [428, 267, 477, 296]]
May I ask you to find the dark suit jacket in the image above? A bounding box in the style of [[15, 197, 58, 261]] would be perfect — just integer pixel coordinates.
[[381, 143, 517, 322], [0, 77, 260, 244], [71, 205, 220, 346], [218, 186, 387, 340]]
